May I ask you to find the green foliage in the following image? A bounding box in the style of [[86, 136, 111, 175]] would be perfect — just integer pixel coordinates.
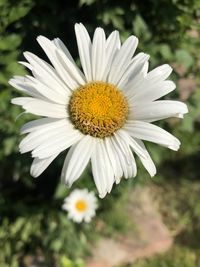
[[130, 178, 200, 267], [99, 184, 136, 236], [0, 0, 33, 32], [0, 205, 92, 267], [59, 256, 85, 267], [156, 179, 200, 245], [0, 0, 34, 185], [132, 246, 200, 267]]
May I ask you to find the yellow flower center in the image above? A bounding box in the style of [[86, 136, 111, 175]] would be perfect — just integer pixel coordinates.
[[69, 82, 128, 138], [75, 199, 87, 212]]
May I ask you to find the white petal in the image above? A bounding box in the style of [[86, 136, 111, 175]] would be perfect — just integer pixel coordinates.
[[118, 52, 149, 90], [99, 140, 115, 194], [133, 139, 156, 177], [91, 27, 106, 81], [91, 141, 106, 198], [30, 153, 59, 177], [10, 74, 69, 104], [109, 135, 136, 179], [21, 118, 61, 134], [129, 80, 176, 103], [37, 36, 79, 90], [122, 67, 147, 98], [104, 137, 123, 184], [20, 98, 68, 118], [146, 64, 173, 82], [141, 61, 149, 77], [24, 75, 68, 104], [91, 139, 114, 198], [113, 133, 137, 178], [36, 36, 69, 84], [55, 48, 86, 86], [108, 36, 138, 85], [102, 30, 120, 80], [12, 97, 34, 106], [9, 77, 45, 100], [53, 38, 75, 62], [61, 135, 94, 186], [75, 23, 92, 82], [19, 120, 72, 153], [130, 100, 188, 122], [23, 52, 71, 97], [116, 129, 148, 159], [19, 61, 33, 70], [31, 129, 83, 159], [124, 120, 180, 151]]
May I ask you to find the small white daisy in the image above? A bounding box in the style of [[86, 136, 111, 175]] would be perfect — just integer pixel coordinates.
[[10, 23, 188, 198], [62, 189, 97, 223]]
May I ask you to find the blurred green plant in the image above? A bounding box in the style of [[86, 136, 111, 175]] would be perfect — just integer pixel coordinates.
[[131, 246, 200, 267], [0, 0, 34, 184], [59, 256, 85, 267], [0, 206, 92, 267], [156, 179, 200, 247], [129, 178, 200, 267]]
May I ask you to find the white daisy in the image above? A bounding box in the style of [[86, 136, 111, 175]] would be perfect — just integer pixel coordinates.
[[10, 23, 188, 198], [62, 189, 97, 223]]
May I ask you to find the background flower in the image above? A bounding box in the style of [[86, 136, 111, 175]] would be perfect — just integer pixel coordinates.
[[62, 189, 97, 223]]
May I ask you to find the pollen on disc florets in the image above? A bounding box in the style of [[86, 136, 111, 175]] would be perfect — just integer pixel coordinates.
[[69, 82, 128, 138]]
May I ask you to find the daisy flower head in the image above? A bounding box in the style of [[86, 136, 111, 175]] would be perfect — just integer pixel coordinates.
[[62, 189, 97, 223], [10, 23, 188, 198]]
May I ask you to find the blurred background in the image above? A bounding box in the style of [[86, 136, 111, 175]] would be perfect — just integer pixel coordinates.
[[0, 0, 200, 266]]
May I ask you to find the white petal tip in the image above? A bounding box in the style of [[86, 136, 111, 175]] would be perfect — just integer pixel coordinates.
[[177, 114, 184, 118], [19, 148, 25, 154], [115, 180, 121, 184], [11, 98, 25, 106], [74, 23, 81, 30], [8, 79, 15, 86], [23, 51, 30, 57], [107, 187, 112, 194], [99, 191, 107, 199], [36, 35, 44, 40], [183, 105, 189, 114], [150, 171, 157, 177], [168, 143, 180, 151], [30, 171, 39, 178], [130, 35, 138, 43], [177, 103, 189, 118], [164, 64, 172, 71], [30, 166, 41, 178], [36, 35, 49, 44]]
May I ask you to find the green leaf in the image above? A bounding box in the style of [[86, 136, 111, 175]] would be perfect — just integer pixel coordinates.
[[60, 255, 74, 267], [0, 34, 21, 50], [133, 15, 151, 40], [159, 44, 173, 61], [175, 49, 194, 70], [54, 183, 69, 200], [79, 0, 96, 6]]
